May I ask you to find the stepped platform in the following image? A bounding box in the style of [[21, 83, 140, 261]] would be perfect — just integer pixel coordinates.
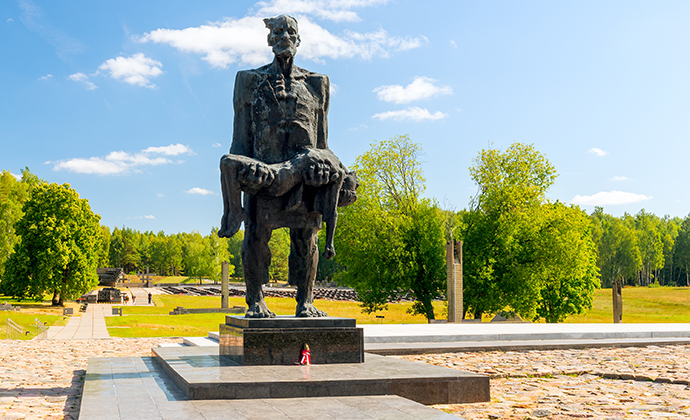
[[152, 346, 489, 405]]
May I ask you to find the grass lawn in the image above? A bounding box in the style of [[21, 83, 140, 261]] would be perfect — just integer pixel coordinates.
[[0, 295, 72, 339], [564, 286, 690, 323], [106, 294, 444, 337], [102, 285, 690, 337]]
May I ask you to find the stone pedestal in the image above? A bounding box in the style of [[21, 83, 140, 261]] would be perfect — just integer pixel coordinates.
[[219, 316, 364, 365]]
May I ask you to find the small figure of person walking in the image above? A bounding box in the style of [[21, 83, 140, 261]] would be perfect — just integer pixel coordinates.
[[148, 292, 152, 305]]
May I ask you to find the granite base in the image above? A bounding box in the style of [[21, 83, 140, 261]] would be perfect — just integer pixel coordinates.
[[219, 316, 364, 365]]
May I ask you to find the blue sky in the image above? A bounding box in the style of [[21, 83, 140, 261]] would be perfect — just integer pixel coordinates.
[[2, 0, 690, 234]]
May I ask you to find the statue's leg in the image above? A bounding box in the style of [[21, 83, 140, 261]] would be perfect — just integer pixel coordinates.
[[219, 155, 247, 238], [243, 220, 275, 318], [290, 227, 326, 317]]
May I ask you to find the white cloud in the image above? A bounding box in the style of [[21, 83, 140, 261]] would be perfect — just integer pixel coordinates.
[[10, 172, 21, 180], [212, 143, 223, 148], [137, 15, 425, 68], [347, 124, 367, 131], [373, 76, 452, 104], [255, 0, 389, 23], [135, 215, 156, 220], [571, 191, 652, 206], [372, 106, 447, 122], [610, 176, 631, 181], [97, 53, 163, 88], [68, 72, 97, 90], [52, 143, 194, 175], [186, 187, 215, 195], [330, 82, 339, 96], [7, 18, 14, 23], [142, 143, 194, 156], [37, 74, 52, 81], [587, 147, 608, 157]]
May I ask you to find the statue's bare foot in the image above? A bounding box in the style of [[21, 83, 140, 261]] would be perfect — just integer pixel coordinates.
[[245, 301, 276, 318], [296, 303, 327, 317], [219, 211, 246, 238], [322, 245, 335, 260]]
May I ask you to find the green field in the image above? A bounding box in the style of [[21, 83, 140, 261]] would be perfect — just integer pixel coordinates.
[[5, 285, 690, 339], [106, 294, 444, 337], [0, 295, 71, 340], [564, 286, 690, 323], [107, 286, 690, 337]]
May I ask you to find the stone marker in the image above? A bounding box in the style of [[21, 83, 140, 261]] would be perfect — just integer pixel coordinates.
[[221, 261, 229, 309], [137, 266, 155, 288], [613, 280, 623, 323], [446, 239, 463, 322], [218, 14, 358, 318]]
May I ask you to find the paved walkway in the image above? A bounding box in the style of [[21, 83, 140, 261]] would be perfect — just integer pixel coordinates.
[[127, 287, 155, 306], [48, 304, 111, 339]]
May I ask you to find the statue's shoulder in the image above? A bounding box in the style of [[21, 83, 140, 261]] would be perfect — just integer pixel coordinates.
[[296, 67, 329, 97], [235, 64, 271, 84]]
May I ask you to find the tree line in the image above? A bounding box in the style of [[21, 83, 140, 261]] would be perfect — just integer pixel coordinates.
[[2, 138, 689, 318]]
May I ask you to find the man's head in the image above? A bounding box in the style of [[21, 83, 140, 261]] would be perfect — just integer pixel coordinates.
[[264, 15, 300, 58]]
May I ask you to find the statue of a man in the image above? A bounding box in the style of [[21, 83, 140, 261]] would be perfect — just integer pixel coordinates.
[[219, 15, 357, 318]]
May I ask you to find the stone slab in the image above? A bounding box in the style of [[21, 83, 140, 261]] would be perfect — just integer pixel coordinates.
[[365, 337, 690, 355], [225, 315, 356, 329], [361, 322, 690, 344], [80, 356, 461, 420], [152, 346, 489, 405]]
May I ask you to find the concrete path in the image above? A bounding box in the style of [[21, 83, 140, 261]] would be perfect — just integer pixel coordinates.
[[127, 287, 154, 306], [48, 304, 111, 339]]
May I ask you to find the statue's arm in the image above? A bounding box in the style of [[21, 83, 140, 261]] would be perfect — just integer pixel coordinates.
[[229, 71, 254, 157], [309, 74, 329, 150]]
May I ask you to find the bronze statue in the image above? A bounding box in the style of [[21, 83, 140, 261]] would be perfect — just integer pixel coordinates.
[[219, 15, 357, 318]]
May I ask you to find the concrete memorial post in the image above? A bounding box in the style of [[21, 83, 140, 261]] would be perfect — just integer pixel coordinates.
[[221, 261, 229, 309], [613, 280, 623, 323], [446, 239, 463, 323]]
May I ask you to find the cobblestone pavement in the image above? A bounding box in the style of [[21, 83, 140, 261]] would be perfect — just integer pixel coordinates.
[[0, 338, 180, 420], [403, 344, 690, 419], [2, 340, 689, 419]]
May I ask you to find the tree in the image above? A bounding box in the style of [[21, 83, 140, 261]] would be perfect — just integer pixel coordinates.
[[109, 226, 141, 273], [335, 135, 446, 319], [590, 208, 642, 288], [0, 168, 42, 283], [534, 202, 599, 323], [461, 143, 598, 322], [183, 231, 213, 282], [674, 215, 690, 286], [2, 183, 101, 305]]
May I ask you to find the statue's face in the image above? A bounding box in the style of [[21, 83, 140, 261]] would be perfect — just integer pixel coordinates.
[[268, 17, 300, 58]]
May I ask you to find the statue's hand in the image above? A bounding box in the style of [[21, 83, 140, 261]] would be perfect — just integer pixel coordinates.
[[239, 162, 275, 191], [303, 162, 340, 186]]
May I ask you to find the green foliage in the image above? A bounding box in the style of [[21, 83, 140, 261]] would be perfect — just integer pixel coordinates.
[[335, 134, 446, 319], [461, 143, 599, 322], [674, 215, 690, 286], [2, 183, 101, 305], [182, 229, 232, 282], [0, 168, 43, 282], [268, 228, 290, 282]]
